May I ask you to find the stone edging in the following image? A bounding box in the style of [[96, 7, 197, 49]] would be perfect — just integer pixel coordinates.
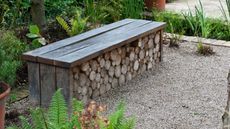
[[164, 33, 230, 47]]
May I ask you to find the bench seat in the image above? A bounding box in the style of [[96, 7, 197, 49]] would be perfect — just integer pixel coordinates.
[[23, 19, 166, 107]]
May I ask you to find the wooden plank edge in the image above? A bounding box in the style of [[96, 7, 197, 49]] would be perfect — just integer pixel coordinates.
[[67, 24, 166, 67], [22, 19, 135, 57]]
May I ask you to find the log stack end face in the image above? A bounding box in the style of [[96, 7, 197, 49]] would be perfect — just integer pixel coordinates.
[[72, 31, 162, 102]]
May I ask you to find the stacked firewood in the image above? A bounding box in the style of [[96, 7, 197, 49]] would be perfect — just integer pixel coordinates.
[[72, 31, 162, 103]]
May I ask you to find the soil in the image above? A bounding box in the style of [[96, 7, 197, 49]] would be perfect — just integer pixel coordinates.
[[5, 97, 31, 127]]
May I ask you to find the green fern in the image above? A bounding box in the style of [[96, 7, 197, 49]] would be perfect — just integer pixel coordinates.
[[56, 16, 71, 36], [19, 116, 33, 129], [56, 10, 87, 36], [107, 102, 135, 129], [7, 89, 135, 129], [72, 98, 83, 113], [48, 89, 67, 128], [31, 108, 48, 129]]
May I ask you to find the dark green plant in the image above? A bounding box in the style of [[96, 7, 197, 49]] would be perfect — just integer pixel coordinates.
[[183, 0, 210, 38], [83, 0, 108, 28], [197, 40, 215, 55], [45, 0, 79, 18], [56, 10, 88, 36], [0, 30, 28, 86], [153, 7, 230, 40], [153, 11, 188, 34], [26, 25, 46, 49], [0, 3, 9, 27], [100, 0, 123, 23], [0, 0, 31, 28], [8, 89, 135, 129], [168, 22, 183, 48], [219, 0, 230, 39], [122, 0, 144, 19]]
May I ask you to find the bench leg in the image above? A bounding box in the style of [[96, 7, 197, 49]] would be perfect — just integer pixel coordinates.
[[56, 67, 73, 113], [28, 62, 40, 106]]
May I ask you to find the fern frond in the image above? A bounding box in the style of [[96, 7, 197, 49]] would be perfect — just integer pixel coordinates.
[[120, 118, 136, 129], [56, 16, 71, 36], [31, 108, 48, 129], [108, 102, 125, 129], [19, 116, 33, 129], [72, 98, 83, 113], [48, 89, 67, 127]]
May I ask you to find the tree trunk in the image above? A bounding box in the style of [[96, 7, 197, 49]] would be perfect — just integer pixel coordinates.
[[31, 0, 46, 31]]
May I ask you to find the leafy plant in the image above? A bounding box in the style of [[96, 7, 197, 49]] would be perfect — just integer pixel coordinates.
[[0, 3, 9, 27], [83, 0, 108, 28], [168, 22, 183, 48], [45, 0, 79, 19], [197, 40, 215, 55], [56, 10, 88, 36], [0, 30, 28, 87], [219, 0, 230, 39], [0, 0, 31, 28], [122, 0, 144, 19], [8, 89, 135, 129], [99, 0, 123, 23], [26, 25, 46, 49], [183, 0, 211, 38]]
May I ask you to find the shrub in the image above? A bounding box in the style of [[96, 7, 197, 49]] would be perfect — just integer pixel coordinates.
[[153, 10, 230, 41], [0, 30, 28, 87], [122, 0, 144, 19], [56, 10, 88, 36], [8, 89, 135, 129]]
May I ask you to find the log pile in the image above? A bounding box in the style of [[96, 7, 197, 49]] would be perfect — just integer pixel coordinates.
[[72, 31, 162, 103]]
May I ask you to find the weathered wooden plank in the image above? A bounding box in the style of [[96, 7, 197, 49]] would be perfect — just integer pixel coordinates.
[[36, 20, 151, 65], [22, 19, 135, 62], [40, 64, 56, 107], [56, 67, 73, 111], [27, 62, 40, 106], [55, 22, 166, 67]]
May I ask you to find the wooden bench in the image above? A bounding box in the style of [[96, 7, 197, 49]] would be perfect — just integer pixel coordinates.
[[23, 19, 166, 107]]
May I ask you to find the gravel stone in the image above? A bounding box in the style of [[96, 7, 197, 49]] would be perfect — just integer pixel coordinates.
[[96, 42, 229, 129]]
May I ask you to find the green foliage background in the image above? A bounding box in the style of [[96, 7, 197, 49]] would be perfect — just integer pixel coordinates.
[[0, 30, 28, 86]]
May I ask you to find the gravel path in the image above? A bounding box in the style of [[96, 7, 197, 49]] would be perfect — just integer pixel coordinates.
[[96, 42, 230, 129]]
